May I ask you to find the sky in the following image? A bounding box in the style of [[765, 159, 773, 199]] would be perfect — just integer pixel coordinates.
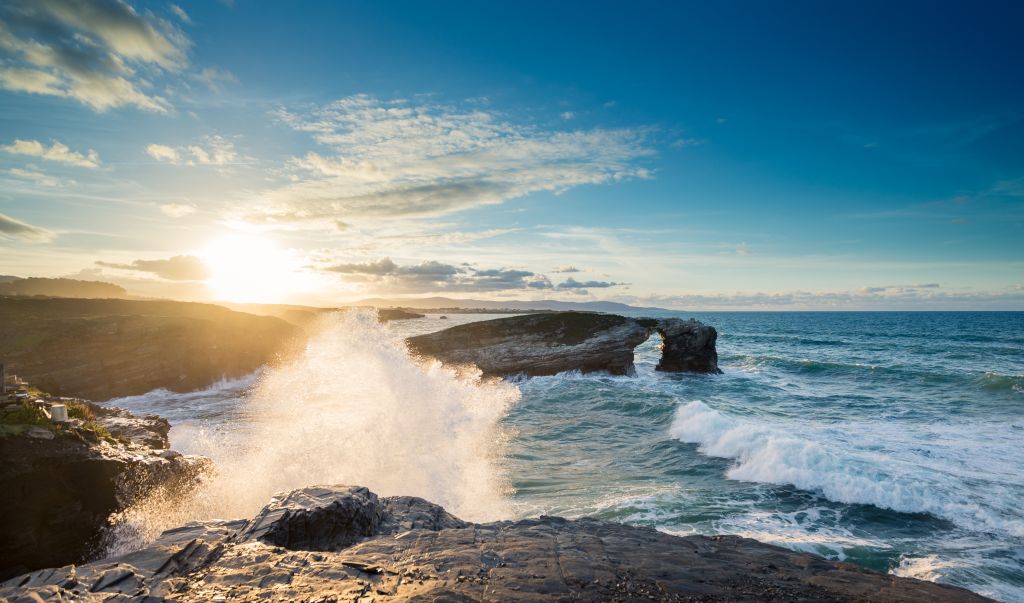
[[0, 0, 1022, 309]]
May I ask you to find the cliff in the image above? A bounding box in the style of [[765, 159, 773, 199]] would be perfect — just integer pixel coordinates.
[[407, 312, 720, 377], [0, 297, 298, 400], [0, 484, 989, 602], [0, 392, 207, 580]]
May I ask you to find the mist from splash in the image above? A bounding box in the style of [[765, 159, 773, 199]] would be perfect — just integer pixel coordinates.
[[106, 310, 519, 552]]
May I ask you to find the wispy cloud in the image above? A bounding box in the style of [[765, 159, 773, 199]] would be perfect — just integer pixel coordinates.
[[8, 165, 63, 187], [146, 136, 238, 166], [96, 254, 208, 281], [168, 4, 191, 25], [159, 203, 196, 218], [237, 95, 654, 229], [0, 0, 190, 112], [0, 211, 53, 241], [2, 138, 100, 168]]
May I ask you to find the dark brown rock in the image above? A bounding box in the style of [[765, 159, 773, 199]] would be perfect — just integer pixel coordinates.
[[0, 400, 208, 580]]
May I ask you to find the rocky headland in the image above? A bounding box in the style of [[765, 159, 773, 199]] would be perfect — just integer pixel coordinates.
[[0, 385, 207, 581], [0, 484, 989, 602], [406, 312, 721, 377], [0, 297, 299, 400]]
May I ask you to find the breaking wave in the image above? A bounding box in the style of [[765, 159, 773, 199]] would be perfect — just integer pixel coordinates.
[[106, 310, 519, 552], [668, 400, 1024, 538]]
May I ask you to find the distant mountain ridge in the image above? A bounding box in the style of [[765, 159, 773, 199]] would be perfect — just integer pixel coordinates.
[[0, 277, 127, 299], [355, 296, 668, 313]]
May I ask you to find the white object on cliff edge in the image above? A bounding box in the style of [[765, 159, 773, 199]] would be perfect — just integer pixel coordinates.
[[50, 404, 68, 423]]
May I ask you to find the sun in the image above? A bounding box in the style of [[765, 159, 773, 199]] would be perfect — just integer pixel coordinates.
[[201, 234, 302, 303]]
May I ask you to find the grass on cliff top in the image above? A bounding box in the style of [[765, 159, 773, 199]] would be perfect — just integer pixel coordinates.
[[0, 399, 115, 442]]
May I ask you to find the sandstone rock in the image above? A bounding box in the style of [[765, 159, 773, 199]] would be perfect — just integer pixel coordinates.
[[0, 485, 989, 602], [407, 312, 721, 377]]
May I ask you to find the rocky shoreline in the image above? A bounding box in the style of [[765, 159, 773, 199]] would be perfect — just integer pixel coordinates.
[[0, 385, 206, 580], [0, 485, 989, 602]]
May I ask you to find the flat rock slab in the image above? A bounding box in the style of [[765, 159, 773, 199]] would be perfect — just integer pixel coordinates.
[[1, 484, 989, 602]]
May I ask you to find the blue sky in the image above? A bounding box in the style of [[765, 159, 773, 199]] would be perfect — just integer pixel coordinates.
[[0, 0, 1021, 308]]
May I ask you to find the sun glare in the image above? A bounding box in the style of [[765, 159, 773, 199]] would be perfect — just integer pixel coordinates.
[[202, 234, 303, 303]]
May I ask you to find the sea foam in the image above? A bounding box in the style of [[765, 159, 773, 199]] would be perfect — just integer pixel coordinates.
[[105, 310, 519, 553], [669, 400, 1024, 538]]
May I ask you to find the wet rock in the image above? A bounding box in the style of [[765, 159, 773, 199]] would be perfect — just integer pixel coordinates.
[[0, 401, 208, 580], [0, 485, 990, 602], [407, 312, 721, 377]]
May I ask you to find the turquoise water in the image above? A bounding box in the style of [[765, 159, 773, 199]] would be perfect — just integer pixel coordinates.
[[504, 311, 1024, 601], [109, 311, 1024, 601]]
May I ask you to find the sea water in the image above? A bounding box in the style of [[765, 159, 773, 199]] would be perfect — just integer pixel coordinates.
[[107, 310, 1024, 601]]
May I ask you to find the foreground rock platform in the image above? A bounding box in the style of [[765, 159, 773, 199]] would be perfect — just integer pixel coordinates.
[[1, 485, 989, 602], [407, 312, 721, 378]]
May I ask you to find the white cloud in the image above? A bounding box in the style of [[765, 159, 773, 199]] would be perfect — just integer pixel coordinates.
[[0, 211, 53, 241], [239, 95, 654, 229], [560, 111, 575, 120], [168, 4, 191, 24], [159, 202, 196, 217], [146, 136, 238, 165], [146, 143, 179, 162], [2, 138, 100, 168], [0, 0, 189, 112], [8, 166, 62, 187]]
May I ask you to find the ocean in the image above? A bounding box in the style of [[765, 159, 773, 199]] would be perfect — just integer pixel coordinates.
[[106, 310, 1024, 601]]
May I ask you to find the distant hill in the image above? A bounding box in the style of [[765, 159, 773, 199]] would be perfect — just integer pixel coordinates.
[[0, 297, 297, 400], [0, 277, 127, 299], [0, 275, 20, 284], [355, 296, 667, 313]]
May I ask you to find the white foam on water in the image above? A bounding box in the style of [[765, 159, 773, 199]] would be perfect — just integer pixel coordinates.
[[669, 400, 1024, 538], [107, 310, 519, 551]]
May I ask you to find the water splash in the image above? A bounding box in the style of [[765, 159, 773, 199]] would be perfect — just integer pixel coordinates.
[[106, 310, 519, 552]]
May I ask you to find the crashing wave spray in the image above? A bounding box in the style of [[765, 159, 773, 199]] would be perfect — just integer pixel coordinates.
[[107, 310, 519, 552]]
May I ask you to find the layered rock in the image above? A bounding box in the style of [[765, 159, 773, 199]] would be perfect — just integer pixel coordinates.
[[0, 485, 988, 602], [407, 312, 721, 377], [0, 397, 207, 580], [0, 297, 298, 400]]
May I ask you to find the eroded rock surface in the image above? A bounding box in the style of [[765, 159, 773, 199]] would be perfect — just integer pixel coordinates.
[[407, 312, 721, 377], [0, 399, 207, 580], [0, 485, 989, 602]]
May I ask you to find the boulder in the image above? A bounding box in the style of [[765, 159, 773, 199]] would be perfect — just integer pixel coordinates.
[[407, 312, 721, 377], [0, 484, 990, 602]]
